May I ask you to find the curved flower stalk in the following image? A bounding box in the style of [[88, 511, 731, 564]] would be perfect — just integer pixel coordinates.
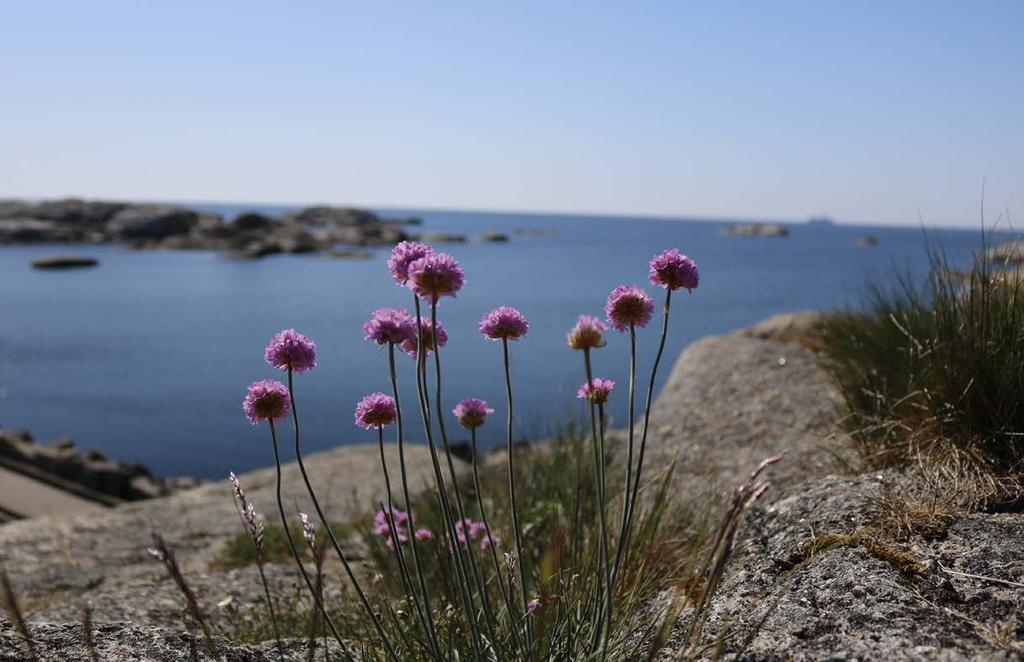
[[400, 250, 486, 656], [480, 305, 534, 651], [606, 251, 699, 653], [364, 308, 440, 655], [229, 472, 283, 662], [262, 331, 399, 661], [243, 379, 351, 656], [570, 311, 620, 650], [453, 398, 524, 653]]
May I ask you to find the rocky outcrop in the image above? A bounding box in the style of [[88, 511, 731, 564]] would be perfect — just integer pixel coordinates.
[[0, 443, 451, 626], [0, 198, 416, 259], [723, 223, 790, 238], [0, 430, 189, 507]]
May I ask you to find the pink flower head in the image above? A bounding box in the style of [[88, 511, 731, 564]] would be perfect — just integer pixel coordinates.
[[355, 392, 398, 429], [243, 379, 291, 424], [478, 530, 501, 551], [577, 378, 616, 406], [363, 308, 416, 346], [567, 314, 607, 351], [414, 528, 434, 541], [407, 252, 464, 301], [264, 329, 317, 373], [527, 597, 543, 615], [388, 241, 434, 285], [453, 398, 494, 430], [605, 285, 654, 331], [649, 248, 699, 292], [400, 318, 448, 357], [479, 306, 529, 341]]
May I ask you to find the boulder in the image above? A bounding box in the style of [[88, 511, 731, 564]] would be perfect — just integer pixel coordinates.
[[106, 205, 199, 240], [232, 212, 277, 231]]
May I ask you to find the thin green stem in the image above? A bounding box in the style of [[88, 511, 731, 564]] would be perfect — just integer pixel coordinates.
[[388, 342, 440, 656], [583, 350, 611, 654], [286, 370, 400, 662], [471, 427, 525, 656], [612, 289, 673, 590], [430, 301, 499, 646], [267, 421, 350, 659], [503, 337, 534, 652], [412, 297, 484, 656]]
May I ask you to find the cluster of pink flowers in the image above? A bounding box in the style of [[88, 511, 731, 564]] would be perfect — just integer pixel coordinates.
[[649, 248, 699, 292], [363, 308, 416, 346], [242, 379, 291, 424], [354, 392, 398, 430], [605, 285, 654, 332], [264, 328, 317, 373], [451, 517, 501, 551], [374, 506, 433, 549], [402, 318, 448, 357], [577, 378, 616, 405], [479, 306, 529, 341], [453, 398, 494, 430]]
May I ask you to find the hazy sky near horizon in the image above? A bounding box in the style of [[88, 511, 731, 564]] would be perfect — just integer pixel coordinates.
[[2, 2, 1021, 227]]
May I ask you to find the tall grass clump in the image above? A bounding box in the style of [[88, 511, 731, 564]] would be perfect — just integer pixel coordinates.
[[139, 242, 781, 660], [822, 233, 1024, 471]]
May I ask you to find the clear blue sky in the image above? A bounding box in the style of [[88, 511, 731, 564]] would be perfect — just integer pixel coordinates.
[[2, 2, 1021, 226]]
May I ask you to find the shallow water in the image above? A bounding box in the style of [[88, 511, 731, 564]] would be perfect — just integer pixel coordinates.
[[0, 206, 990, 478]]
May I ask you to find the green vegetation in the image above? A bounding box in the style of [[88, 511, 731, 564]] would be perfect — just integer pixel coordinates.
[[216, 521, 353, 570], [822, 234, 1024, 472], [214, 430, 748, 659]]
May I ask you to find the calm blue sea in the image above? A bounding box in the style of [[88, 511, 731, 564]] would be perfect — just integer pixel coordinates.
[[0, 206, 993, 478]]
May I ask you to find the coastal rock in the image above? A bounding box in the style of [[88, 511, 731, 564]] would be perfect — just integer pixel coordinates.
[[988, 240, 1024, 265], [232, 212, 277, 231], [638, 312, 842, 492], [856, 234, 879, 247], [723, 223, 790, 238], [0, 219, 69, 243], [0, 443, 455, 625], [284, 205, 382, 227], [479, 232, 510, 242], [106, 205, 199, 241]]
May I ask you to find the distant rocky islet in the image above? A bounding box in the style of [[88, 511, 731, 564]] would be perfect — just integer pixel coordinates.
[[0, 198, 509, 262]]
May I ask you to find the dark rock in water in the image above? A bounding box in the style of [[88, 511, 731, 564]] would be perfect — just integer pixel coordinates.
[[328, 249, 374, 260], [723, 222, 790, 237], [107, 205, 199, 240], [285, 205, 382, 227], [31, 255, 99, 269], [479, 232, 510, 242], [233, 211, 277, 230], [416, 232, 467, 243], [856, 235, 879, 247]]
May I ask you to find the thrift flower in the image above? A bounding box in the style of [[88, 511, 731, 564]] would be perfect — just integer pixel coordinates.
[[567, 314, 607, 351], [577, 378, 616, 405], [649, 248, 699, 292], [264, 329, 317, 373], [363, 308, 416, 346], [387, 241, 433, 285], [407, 252, 465, 301], [527, 598, 542, 615], [243, 380, 291, 424], [453, 398, 494, 430], [374, 507, 411, 549], [479, 306, 529, 341], [605, 285, 654, 331], [400, 318, 448, 357], [414, 528, 434, 541], [355, 393, 398, 429]]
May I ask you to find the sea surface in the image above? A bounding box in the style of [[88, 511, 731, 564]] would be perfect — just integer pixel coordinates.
[[0, 206, 993, 478]]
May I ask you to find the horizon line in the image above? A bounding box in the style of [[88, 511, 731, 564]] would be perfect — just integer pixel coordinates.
[[3, 192, 997, 232]]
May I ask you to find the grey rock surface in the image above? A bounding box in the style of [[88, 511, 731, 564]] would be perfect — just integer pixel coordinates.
[[0, 443, 449, 625]]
